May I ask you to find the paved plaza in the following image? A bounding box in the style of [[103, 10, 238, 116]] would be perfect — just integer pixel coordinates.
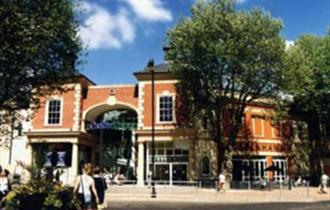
[[104, 186, 330, 210], [105, 201, 330, 210]]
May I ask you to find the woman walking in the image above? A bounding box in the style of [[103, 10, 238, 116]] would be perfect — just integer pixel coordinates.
[[74, 163, 99, 210], [93, 167, 108, 210]]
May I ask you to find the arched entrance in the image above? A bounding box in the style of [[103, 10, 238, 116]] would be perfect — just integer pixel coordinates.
[[84, 104, 137, 180]]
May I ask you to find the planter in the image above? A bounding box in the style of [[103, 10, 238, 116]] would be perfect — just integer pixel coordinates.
[[19, 193, 46, 210]]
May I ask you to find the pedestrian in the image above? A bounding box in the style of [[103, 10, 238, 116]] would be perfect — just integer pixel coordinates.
[[0, 169, 11, 209], [294, 176, 302, 187], [74, 163, 99, 210], [147, 171, 152, 188], [260, 176, 267, 191], [13, 160, 23, 184], [93, 166, 108, 210], [319, 173, 329, 194], [217, 171, 226, 192]]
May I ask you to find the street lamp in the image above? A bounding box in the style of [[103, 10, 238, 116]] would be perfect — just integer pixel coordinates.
[[148, 59, 157, 198]]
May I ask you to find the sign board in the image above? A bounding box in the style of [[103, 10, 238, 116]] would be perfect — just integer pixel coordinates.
[[86, 121, 136, 131]]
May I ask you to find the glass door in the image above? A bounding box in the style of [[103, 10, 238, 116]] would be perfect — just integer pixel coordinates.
[[154, 164, 170, 184], [172, 164, 187, 185]]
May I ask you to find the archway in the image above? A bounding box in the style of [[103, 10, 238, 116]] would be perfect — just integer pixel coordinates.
[[84, 103, 137, 180]]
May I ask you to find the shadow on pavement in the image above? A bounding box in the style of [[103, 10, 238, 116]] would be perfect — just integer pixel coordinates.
[[106, 200, 330, 210]]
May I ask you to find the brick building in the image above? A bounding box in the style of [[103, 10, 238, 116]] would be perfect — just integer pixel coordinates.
[[1, 62, 290, 186]]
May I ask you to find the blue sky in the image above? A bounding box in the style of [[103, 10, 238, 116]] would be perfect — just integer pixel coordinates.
[[78, 0, 330, 85]]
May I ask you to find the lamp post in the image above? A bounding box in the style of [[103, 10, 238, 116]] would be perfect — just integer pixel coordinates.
[[148, 59, 157, 198]]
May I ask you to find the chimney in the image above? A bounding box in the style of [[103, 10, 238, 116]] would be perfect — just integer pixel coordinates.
[[163, 45, 171, 64]]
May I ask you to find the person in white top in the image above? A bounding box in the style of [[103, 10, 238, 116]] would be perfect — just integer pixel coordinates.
[[217, 171, 226, 192], [319, 173, 329, 194], [0, 169, 10, 203], [74, 163, 99, 210]]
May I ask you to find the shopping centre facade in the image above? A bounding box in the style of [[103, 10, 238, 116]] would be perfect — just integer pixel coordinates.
[[0, 62, 293, 186]]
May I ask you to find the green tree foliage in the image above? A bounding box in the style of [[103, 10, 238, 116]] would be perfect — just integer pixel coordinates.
[[167, 0, 285, 173], [283, 32, 330, 184], [0, 0, 82, 112]]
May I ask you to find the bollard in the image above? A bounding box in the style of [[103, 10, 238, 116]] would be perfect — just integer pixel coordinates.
[[248, 181, 251, 203], [328, 182, 330, 203], [279, 180, 282, 201], [306, 181, 310, 200], [288, 177, 292, 190]]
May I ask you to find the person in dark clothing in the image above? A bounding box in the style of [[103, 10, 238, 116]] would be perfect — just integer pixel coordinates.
[[93, 166, 107, 209]]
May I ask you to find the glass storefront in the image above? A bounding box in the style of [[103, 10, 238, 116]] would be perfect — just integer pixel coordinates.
[[147, 142, 189, 185], [272, 158, 288, 182], [232, 156, 288, 182]]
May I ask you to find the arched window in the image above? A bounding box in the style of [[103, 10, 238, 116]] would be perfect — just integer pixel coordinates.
[[201, 156, 210, 175]]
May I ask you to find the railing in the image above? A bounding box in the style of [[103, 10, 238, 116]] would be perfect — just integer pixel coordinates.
[[106, 179, 318, 202]]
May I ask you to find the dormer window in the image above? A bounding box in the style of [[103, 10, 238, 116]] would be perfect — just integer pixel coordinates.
[[45, 99, 62, 125]]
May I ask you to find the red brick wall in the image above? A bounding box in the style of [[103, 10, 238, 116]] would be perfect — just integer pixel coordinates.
[[32, 89, 75, 129], [243, 106, 281, 140], [143, 83, 176, 127], [83, 86, 138, 112]]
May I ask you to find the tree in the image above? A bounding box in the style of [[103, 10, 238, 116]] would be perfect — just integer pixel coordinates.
[[282, 32, 330, 184], [167, 0, 285, 173], [0, 0, 83, 164], [0, 0, 82, 112]]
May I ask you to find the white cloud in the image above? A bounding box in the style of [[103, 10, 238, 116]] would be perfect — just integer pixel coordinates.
[[285, 40, 294, 49], [79, 2, 135, 49], [124, 0, 172, 21], [79, 0, 172, 50], [235, 0, 248, 4]]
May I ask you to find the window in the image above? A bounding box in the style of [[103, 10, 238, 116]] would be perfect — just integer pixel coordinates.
[[201, 156, 211, 175], [202, 117, 209, 130], [272, 158, 288, 182], [252, 115, 265, 137], [159, 96, 174, 122], [232, 157, 268, 181], [46, 99, 62, 125]]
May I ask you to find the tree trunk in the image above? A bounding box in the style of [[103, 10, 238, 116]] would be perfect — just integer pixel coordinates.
[[308, 117, 322, 186]]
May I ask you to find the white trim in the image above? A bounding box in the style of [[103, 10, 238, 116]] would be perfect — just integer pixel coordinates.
[[137, 83, 145, 128], [156, 93, 176, 124], [237, 139, 282, 144], [137, 136, 175, 142], [44, 98, 63, 126], [233, 151, 285, 156], [250, 108, 265, 114], [73, 85, 81, 131], [139, 80, 178, 85], [83, 101, 138, 120], [88, 84, 136, 89], [29, 128, 72, 132], [252, 139, 282, 144]]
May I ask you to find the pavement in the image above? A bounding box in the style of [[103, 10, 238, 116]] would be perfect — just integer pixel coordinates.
[[106, 185, 330, 203], [103, 186, 330, 209], [105, 201, 330, 210]]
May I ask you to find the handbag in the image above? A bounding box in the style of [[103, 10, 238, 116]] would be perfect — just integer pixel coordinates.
[[77, 175, 85, 206]]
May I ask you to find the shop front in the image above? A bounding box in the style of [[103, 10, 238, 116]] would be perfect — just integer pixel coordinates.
[[146, 141, 189, 185]]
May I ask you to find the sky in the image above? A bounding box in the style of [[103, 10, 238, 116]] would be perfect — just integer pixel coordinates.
[[77, 0, 330, 85]]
